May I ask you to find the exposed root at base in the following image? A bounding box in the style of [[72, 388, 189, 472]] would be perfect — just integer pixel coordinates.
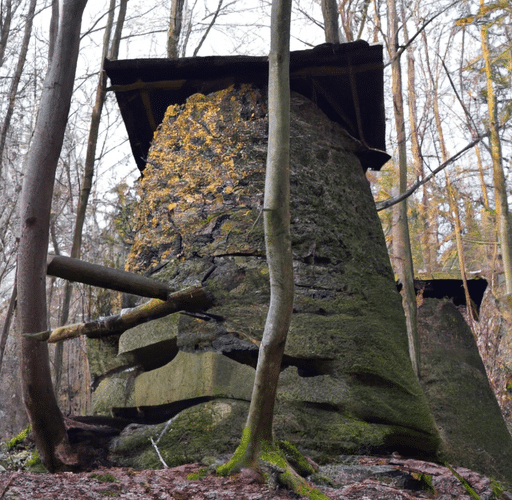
[[216, 430, 329, 500]]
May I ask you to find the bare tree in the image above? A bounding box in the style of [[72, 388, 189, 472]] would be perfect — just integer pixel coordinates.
[[16, 0, 88, 472], [386, 0, 420, 377], [0, 0, 37, 175], [0, 0, 14, 67], [216, 1, 328, 497], [479, 0, 512, 295], [168, 0, 185, 57], [55, 0, 118, 394], [321, 0, 340, 43]]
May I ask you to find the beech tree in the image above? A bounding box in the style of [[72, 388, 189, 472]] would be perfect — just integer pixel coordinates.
[[216, 0, 327, 497], [16, 0, 88, 472]]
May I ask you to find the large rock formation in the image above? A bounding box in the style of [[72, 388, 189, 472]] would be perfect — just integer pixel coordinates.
[[90, 83, 443, 466], [418, 298, 512, 483]]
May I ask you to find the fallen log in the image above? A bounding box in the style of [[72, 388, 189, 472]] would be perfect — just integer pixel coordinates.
[[24, 286, 212, 343], [47, 254, 171, 300]]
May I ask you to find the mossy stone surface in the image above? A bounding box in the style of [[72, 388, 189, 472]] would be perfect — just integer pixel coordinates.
[[418, 298, 512, 483], [92, 369, 138, 415], [98, 84, 442, 461], [109, 399, 248, 469], [134, 351, 255, 407], [119, 314, 179, 355]]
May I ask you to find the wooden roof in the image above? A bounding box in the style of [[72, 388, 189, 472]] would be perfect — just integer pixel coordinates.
[[105, 41, 390, 172]]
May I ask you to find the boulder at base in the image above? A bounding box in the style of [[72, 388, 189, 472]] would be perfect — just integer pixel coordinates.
[[418, 298, 512, 483]]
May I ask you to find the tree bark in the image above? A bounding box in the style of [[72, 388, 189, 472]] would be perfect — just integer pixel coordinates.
[[47, 254, 174, 299], [481, 12, 512, 295], [24, 286, 212, 343], [0, 0, 37, 176], [0, 0, 12, 67], [242, 0, 294, 463], [16, 0, 88, 472], [55, 0, 116, 394], [321, 0, 340, 43], [387, 0, 420, 377], [168, 0, 185, 58]]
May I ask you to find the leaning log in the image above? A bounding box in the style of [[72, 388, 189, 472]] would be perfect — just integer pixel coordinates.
[[47, 254, 171, 300], [24, 286, 212, 343]]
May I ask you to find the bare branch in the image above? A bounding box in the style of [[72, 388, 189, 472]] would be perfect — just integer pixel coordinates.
[[375, 135, 485, 211], [193, 0, 224, 56]]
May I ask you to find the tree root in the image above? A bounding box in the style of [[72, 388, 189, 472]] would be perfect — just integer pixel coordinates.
[[217, 430, 330, 500]]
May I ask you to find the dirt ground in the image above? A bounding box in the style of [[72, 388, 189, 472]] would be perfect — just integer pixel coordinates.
[[1, 456, 510, 500]]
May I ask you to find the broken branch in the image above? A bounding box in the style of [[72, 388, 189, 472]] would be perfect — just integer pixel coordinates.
[[375, 135, 484, 211], [24, 286, 212, 343]]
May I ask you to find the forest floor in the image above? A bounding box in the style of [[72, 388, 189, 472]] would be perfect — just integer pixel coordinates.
[[0, 454, 510, 499]]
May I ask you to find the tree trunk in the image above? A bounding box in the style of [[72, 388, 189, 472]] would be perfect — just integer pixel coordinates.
[[242, 0, 294, 462], [109, 0, 127, 60], [387, 0, 420, 377], [216, 5, 327, 498], [0, 0, 12, 67], [481, 15, 512, 295], [405, 22, 433, 274], [0, 0, 37, 176], [422, 29, 475, 321], [168, 0, 185, 58], [321, 0, 340, 43], [55, 0, 116, 394], [16, 0, 88, 473], [0, 282, 16, 372]]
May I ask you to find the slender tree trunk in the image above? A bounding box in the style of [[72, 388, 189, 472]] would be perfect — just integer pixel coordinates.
[[321, 0, 340, 43], [387, 0, 419, 377], [481, 15, 512, 295], [405, 22, 433, 274], [217, 0, 297, 473], [445, 178, 477, 320], [422, 28, 476, 319], [0, 0, 37, 176], [0, 0, 12, 67], [0, 282, 16, 372], [109, 0, 127, 59], [16, 0, 88, 472], [168, 0, 185, 58], [242, 0, 294, 463], [55, 0, 116, 395]]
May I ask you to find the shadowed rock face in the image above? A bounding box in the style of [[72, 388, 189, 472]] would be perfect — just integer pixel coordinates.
[[418, 298, 512, 483], [90, 84, 442, 464]]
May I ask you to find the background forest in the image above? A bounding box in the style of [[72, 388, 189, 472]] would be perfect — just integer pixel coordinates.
[[0, 0, 511, 432]]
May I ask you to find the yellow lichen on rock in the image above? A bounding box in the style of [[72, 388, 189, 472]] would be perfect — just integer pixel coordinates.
[[125, 84, 268, 273]]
